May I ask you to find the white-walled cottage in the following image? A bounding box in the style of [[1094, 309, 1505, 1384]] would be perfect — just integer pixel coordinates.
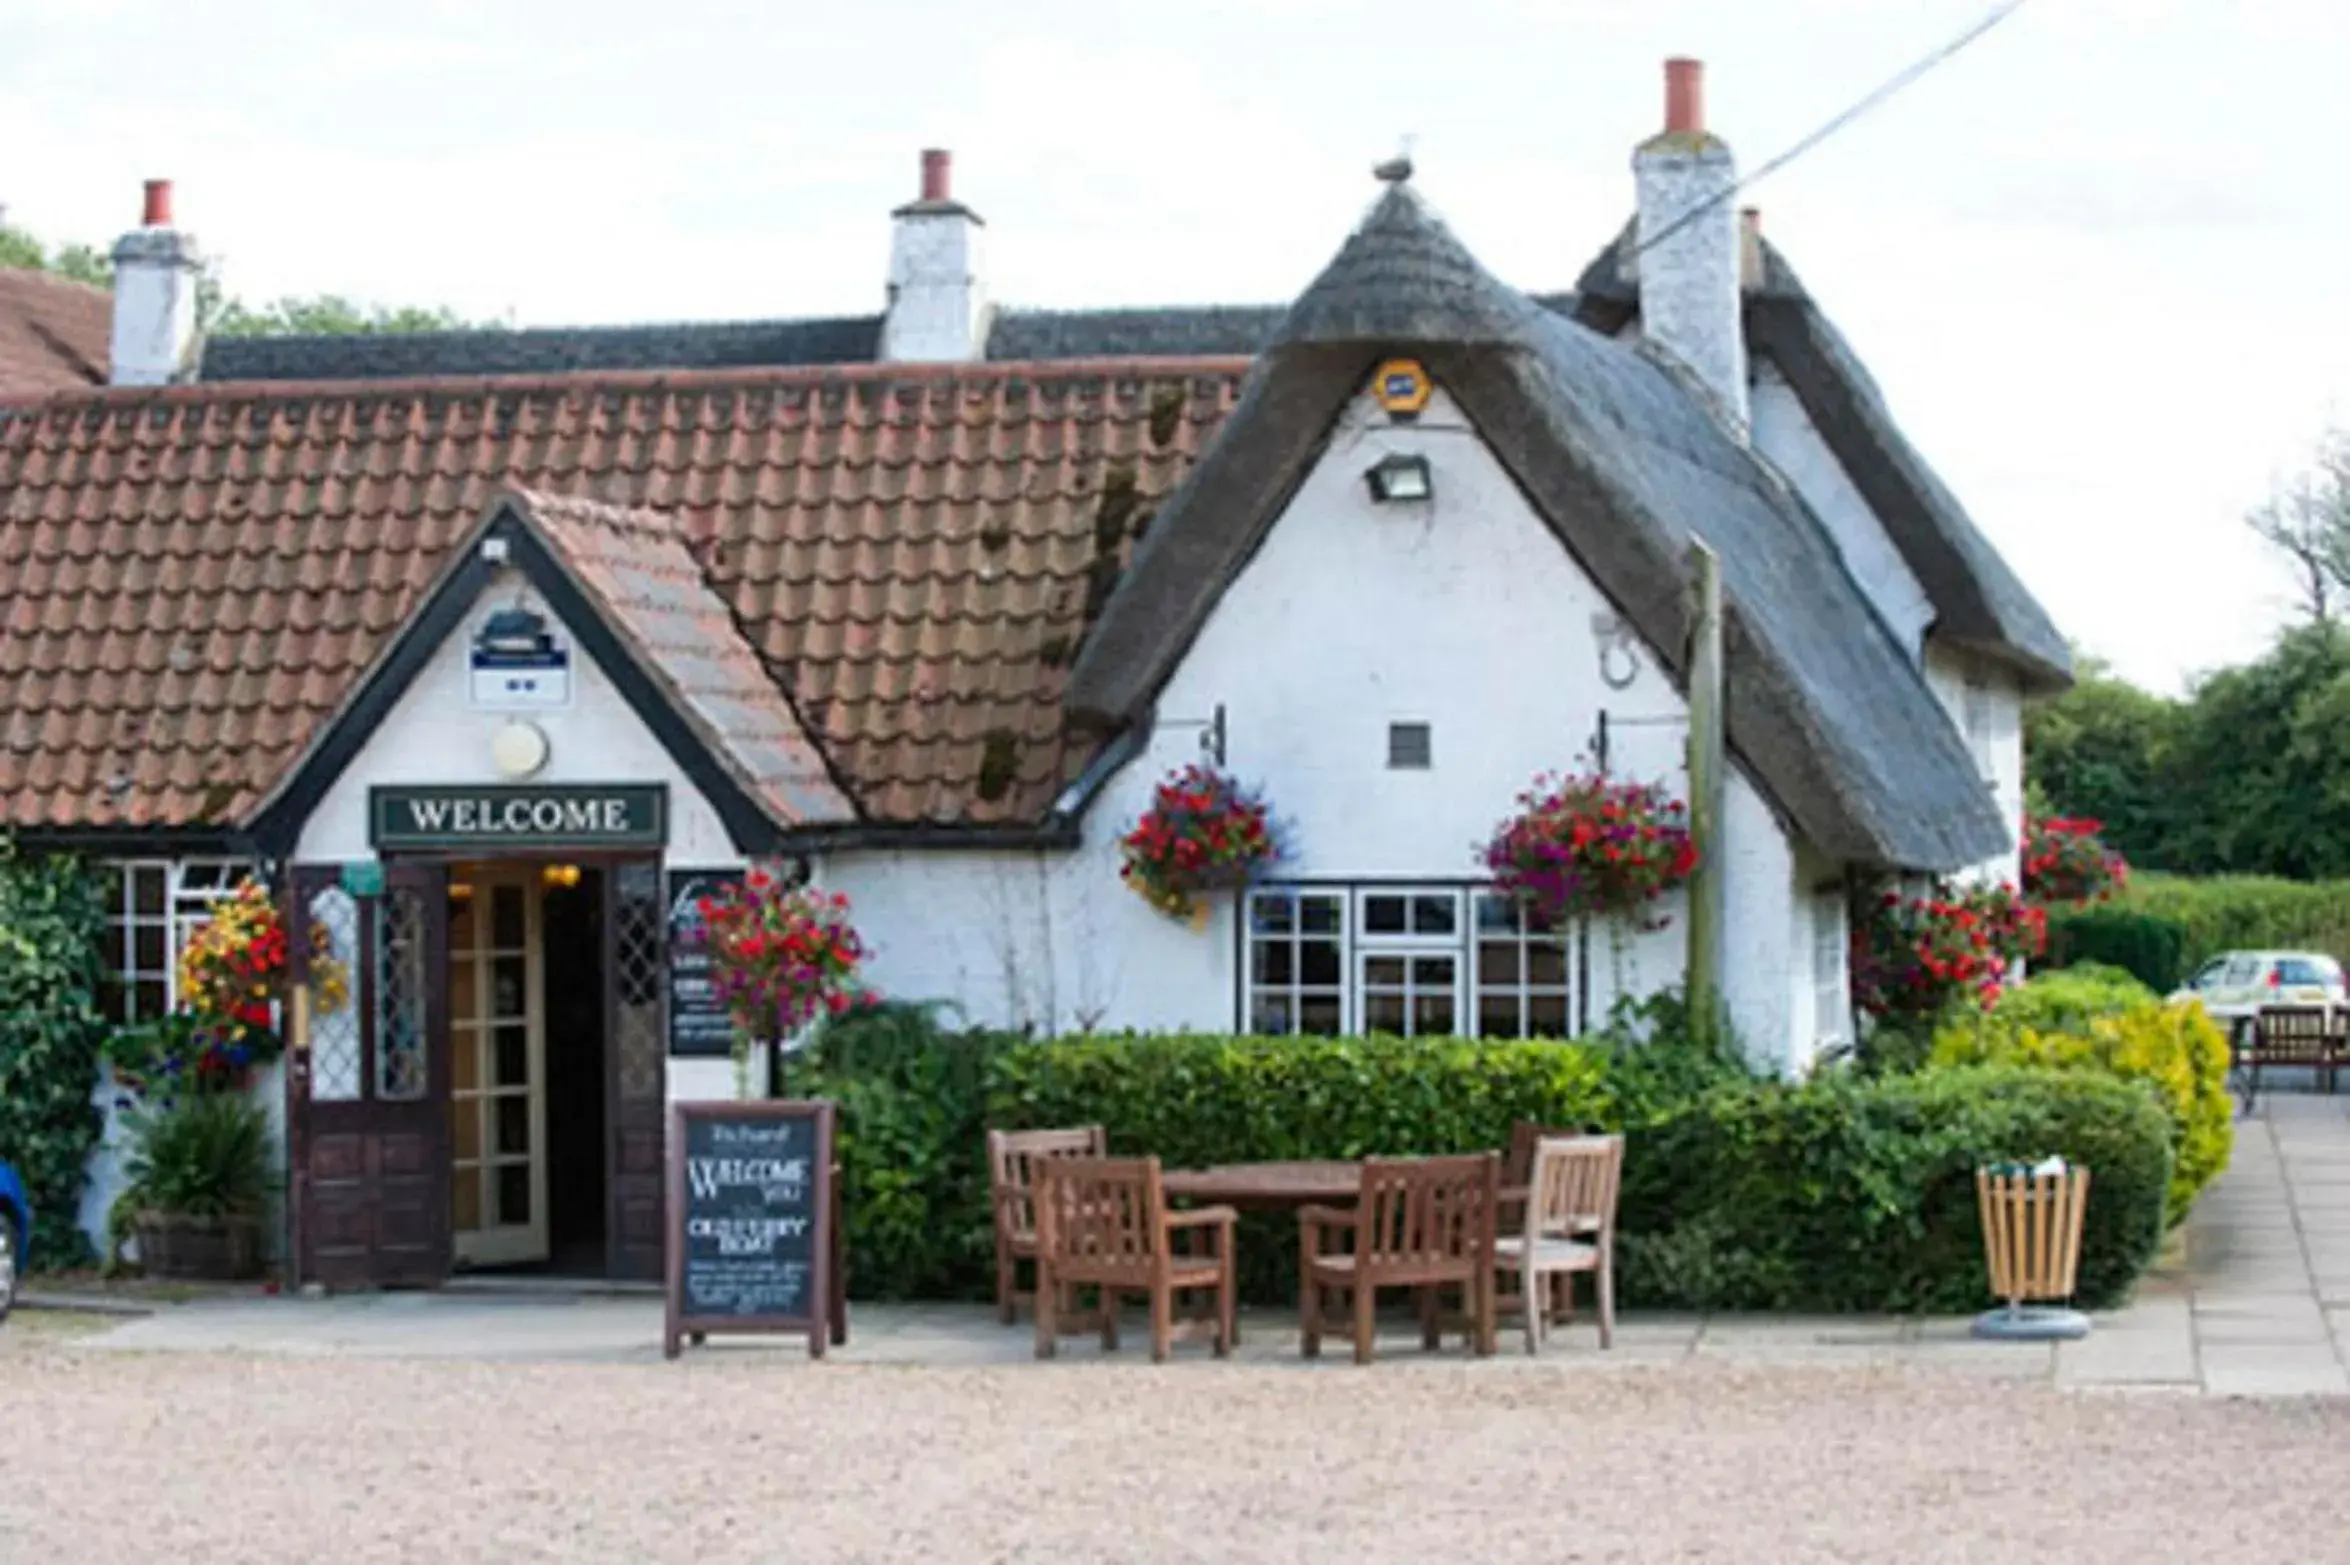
[[0, 59, 2066, 1281]]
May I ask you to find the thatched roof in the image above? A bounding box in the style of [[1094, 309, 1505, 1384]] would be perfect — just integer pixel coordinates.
[[1573, 224, 2070, 693], [1069, 185, 2009, 871]]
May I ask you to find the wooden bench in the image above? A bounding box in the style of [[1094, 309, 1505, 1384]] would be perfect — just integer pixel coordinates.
[[2236, 1007, 2345, 1109]]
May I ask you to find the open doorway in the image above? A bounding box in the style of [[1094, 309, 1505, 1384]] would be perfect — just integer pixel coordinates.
[[447, 862, 608, 1276]]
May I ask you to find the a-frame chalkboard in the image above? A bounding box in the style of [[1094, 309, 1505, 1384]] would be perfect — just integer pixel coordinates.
[[664, 1100, 837, 1359]]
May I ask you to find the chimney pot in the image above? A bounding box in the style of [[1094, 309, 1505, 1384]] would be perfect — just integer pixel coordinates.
[[142, 178, 173, 228], [920, 149, 951, 204], [1740, 205, 1761, 233], [1664, 58, 1704, 135]]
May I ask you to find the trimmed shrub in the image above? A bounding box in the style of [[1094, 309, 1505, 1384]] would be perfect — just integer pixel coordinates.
[[794, 1001, 1010, 1302], [1616, 1067, 2172, 1312], [990, 1031, 1615, 1302], [989, 1032, 1613, 1167], [0, 850, 111, 1270], [2042, 908, 2186, 992], [1931, 992, 2231, 1226], [2119, 873, 2350, 970], [1974, 964, 2154, 1032]]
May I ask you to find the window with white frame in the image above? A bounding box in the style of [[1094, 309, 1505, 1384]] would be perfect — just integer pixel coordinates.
[[1812, 891, 1850, 1049], [1245, 884, 1575, 1038], [98, 860, 251, 1024]]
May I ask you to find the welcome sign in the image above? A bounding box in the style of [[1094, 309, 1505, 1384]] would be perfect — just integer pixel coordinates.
[[369, 784, 669, 850], [664, 1100, 837, 1359]]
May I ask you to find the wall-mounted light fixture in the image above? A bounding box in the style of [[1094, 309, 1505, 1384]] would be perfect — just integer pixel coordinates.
[[1364, 452, 1433, 504]]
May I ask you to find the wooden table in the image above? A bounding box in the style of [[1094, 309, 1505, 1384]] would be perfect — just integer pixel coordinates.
[[1162, 1160, 1363, 1208]]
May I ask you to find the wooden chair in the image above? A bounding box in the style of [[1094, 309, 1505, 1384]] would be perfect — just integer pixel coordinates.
[[1493, 1134, 1623, 1353], [2239, 1009, 2340, 1110], [1503, 1118, 1594, 1325], [1299, 1153, 1500, 1364], [988, 1125, 1106, 1324], [1031, 1156, 1238, 1362]]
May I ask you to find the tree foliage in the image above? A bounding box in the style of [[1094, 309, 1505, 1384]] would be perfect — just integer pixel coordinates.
[[2246, 427, 2350, 623], [2030, 624, 2350, 878], [0, 849, 112, 1271], [1, 220, 481, 337]]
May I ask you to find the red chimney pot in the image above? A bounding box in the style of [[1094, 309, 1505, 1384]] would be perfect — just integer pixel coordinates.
[[920, 149, 952, 204], [142, 178, 173, 227], [1664, 58, 1704, 135]]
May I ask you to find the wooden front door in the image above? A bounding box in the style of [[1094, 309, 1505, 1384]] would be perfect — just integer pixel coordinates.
[[604, 860, 667, 1281], [286, 864, 452, 1290]]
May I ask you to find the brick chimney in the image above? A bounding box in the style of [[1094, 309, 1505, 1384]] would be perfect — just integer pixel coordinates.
[[1631, 60, 1747, 430], [109, 179, 201, 386], [880, 149, 988, 362]]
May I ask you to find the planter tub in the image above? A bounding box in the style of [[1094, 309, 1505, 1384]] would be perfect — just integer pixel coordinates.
[[134, 1212, 262, 1281]]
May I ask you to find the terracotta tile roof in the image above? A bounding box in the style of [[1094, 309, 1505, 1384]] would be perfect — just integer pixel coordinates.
[[0, 359, 1247, 833], [0, 269, 109, 398], [505, 488, 853, 827]]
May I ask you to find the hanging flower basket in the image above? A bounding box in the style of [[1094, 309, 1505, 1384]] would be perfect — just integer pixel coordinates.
[[177, 879, 291, 1037], [2022, 817, 2129, 907], [1481, 771, 1697, 929], [691, 870, 868, 1045], [1852, 879, 2047, 1025], [1119, 763, 1282, 922]]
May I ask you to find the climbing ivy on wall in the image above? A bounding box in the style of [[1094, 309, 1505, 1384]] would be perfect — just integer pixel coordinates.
[[0, 848, 112, 1269]]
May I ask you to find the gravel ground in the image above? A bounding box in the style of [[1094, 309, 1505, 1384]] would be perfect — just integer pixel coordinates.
[[5, 1330, 2347, 1565]]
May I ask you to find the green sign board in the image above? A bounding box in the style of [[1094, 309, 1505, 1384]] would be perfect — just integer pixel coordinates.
[[339, 861, 386, 897], [368, 784, 669, 851]]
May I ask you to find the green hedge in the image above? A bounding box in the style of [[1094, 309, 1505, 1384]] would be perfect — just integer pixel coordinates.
[[0, 850, 111, 1270], [2118, 873, 2350, 970], [1617, 1067, 2172, 1312], [806, 1015, 2172, 1315], [988, 1032, 1614, 1167], [2042, 908, 2186, 991]]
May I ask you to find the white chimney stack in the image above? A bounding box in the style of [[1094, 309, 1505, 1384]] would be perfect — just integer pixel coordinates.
[[1631, 60, 1747, 431], [880, 149, 988, 362], [109, 179, 201, 387]]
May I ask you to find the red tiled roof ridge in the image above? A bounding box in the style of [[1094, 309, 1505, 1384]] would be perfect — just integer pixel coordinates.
[[3, 352, 1255, 413]]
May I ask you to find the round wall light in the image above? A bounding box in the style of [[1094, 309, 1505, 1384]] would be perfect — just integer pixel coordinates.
[[490, 719, 551, 779]]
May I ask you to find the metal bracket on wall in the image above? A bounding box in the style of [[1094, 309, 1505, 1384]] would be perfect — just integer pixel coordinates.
[[1160, 702, 1228, 768]]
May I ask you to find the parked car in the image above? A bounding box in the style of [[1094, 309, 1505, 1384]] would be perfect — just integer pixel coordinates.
[[2170, 951, 2349, 1039], [0, 1159, 28, 1325]]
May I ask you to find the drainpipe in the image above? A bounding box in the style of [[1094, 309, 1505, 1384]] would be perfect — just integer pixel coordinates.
[[1685, 541, 1727, 1031]]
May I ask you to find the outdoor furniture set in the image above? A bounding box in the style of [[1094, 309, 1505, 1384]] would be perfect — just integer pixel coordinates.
[[2233, 1006, 2347, 1108], [985, 1121, 1624, 1363]]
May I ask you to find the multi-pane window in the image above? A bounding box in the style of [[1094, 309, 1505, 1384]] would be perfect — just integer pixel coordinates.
[[98, 860, 250, 1024], [1244, 884, 1575, 1038], [1812, 892, 1850, 1049]]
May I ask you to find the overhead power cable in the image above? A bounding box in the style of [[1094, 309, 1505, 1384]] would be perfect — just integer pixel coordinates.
[[1632, 0, 2033, 257]]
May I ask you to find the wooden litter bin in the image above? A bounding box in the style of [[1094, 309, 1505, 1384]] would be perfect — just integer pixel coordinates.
[[1973, 1161, 2092, 1341]]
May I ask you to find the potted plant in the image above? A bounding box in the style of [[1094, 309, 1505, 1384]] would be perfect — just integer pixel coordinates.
[[104, 1009, 285, 1101], [692, 871, 869, 1089], [1852, 879, 2047, 1034], [2022, 817, 2129, 907], [1119, 763, 1282, 924], [114, 1093, 273, 1281], [1481, 770, 1698, 929]]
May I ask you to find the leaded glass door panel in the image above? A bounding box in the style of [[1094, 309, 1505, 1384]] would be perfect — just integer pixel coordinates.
[[285, 862, 451, 1290]]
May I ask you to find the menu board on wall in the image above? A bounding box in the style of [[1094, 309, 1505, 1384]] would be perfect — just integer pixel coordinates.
[[663, 1100, 835, 1359], [665, 868, 745, 1057]]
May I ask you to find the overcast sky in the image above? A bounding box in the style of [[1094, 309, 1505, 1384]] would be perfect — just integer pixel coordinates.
[[4, 0, 2343, 696]]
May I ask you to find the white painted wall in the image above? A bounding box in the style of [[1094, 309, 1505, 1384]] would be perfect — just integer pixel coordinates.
[[1749, 363, 1937, 657], [1924, 644, 2026, 887], [295, 571, 741, 866], [832, 386, 1820, 1068]]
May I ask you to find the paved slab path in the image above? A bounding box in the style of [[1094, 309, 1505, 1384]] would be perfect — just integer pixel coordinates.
[[51, 1093, 2350, 1394]]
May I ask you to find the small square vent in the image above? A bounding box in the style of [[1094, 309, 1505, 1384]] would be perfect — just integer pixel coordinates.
[[1387, 721, 1432, 770]]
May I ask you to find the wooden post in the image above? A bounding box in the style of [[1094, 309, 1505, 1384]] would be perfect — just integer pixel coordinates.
[[1685, 540, 1727, 1030]]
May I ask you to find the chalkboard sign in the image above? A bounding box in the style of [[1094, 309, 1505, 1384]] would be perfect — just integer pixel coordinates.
[[665, 1100, 835, 1358], [665, 868, 745, 1057]]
